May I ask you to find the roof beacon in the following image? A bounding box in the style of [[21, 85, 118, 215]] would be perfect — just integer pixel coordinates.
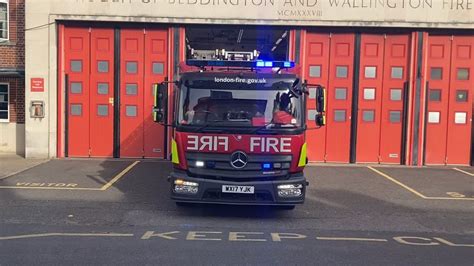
[[186, 60, 295, 69]]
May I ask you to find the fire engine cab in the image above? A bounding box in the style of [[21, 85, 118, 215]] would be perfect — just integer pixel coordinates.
[[153, 53, 326, 209]]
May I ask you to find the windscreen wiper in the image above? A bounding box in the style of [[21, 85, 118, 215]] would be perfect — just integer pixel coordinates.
[[192, 120, 228, 133], [251, 122, 283, 134]]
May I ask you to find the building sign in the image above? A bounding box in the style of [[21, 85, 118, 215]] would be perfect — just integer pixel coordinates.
[[35, 0, 473, 28], [26, 0, 474, 29], [31, 78, 44, 92]]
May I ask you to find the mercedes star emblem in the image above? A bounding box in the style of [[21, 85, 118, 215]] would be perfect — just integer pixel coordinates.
[[230, 151, 248, 169]]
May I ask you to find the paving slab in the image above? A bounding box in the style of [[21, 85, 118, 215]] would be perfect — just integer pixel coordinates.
[[0, 154, 48, 180], [0, 159, 136, 190]]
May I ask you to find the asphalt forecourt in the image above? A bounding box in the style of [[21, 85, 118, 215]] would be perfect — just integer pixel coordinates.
[[368, 166, 474, 200], [0, 159, 139, 191], [0, 225, 472, 265]]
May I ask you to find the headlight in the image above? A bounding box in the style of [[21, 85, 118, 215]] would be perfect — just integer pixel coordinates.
[[277, 184, 303, 198], [174, 179, 199, 194]]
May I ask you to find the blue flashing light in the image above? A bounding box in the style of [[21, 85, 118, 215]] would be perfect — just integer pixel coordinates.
[[262, 163, 272, 170], [186, 60, 295, 69]]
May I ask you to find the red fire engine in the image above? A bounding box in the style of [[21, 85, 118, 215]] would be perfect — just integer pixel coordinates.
[[153, 56, 326, 209]]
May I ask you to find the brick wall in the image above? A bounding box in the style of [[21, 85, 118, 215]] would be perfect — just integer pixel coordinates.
[[0, 77, 24, 123], [0, 0, 25, 68], [0, 0, 25, 124]]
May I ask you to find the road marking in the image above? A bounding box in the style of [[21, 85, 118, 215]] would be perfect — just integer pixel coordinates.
[[0, 233, 134, 240], [316, 237, 387, 242], [0, 161, 140, 191], [453, 168, 474, 177], [393, 236, 440, 246], [433, 237, 474, 247], [367, 166, 427, 199], [100, 161, 140, 191], [367, 166, 474, 201], [0, 186, 103, 191]]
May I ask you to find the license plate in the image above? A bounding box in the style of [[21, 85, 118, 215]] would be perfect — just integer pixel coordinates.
[[222, 185, 254, 194]]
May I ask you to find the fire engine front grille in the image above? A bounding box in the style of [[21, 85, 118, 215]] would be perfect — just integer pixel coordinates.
[[203, 189, 274, 202], [186, 152, 293, 181]]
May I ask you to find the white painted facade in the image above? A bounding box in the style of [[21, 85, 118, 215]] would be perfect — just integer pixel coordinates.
[[25, 0, 473, 158]]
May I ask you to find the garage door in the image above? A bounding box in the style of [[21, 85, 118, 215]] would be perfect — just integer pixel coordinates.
[[304, 32, 355, 163], [425, 35, 474, 165], [62, 26, 168, 158], [356, 34, 411, 164]]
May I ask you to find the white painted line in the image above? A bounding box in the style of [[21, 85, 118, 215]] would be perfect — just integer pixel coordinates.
[[316, 237, 388, 242], [0, 233, 134, 240], [453, 168, 474, 177]]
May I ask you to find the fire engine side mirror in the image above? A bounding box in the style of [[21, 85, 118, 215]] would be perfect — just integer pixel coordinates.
[[153, 83, 168, 123], [315, 86, 326, 127]]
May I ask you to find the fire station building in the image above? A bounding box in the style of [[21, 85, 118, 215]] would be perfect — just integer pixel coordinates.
[[20, 0, 473, 165]]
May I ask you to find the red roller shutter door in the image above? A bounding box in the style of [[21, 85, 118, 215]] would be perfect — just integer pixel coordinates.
[[304, 33, 330, 162], [64, 27, 91, 157], [379, 35, 410, 164], [425, 36, 451, 164], [144, 29, 168, 158], [357, 34, 385, 163], [304, 33, 354, 163], [89, 28, 115, 157], [424, 36, 473, 165], [445, 36, 474, 165], [325, 34, 355, 163], [120, 29, 145, 158], [356, 34, 410, 163]]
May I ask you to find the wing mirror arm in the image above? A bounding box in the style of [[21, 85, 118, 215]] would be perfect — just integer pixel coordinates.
[[303, 81, 326, 127], [153, 81, 178, 127]]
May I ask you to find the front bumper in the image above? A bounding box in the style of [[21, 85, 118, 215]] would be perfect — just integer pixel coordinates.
[[169, 171, 307, 206]]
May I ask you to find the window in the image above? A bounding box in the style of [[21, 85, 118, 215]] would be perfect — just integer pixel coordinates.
[[97, 61, 109, 73], [457, 68, 469, 80], [0, 0, 8, 41], [389, 111, 401, 123], [430, 67, 443, 80], [334, 110, 346, 122], [335, 88, 347, 100], [126, 62, 138, 74], [391, 67, 403, 79], [97, 83, 109, 95], [363, 88, 376, 100], [0, 83, 8, 121], [456, 90, 468, 102], [362, 110, 375, 122], [364, 66, 377, 78], [429, 89, 442, 102], [390, 89, 402, 101], [309, 66, 321, 78], [152, 62, 164, 75], [336, 66, 348, 78]]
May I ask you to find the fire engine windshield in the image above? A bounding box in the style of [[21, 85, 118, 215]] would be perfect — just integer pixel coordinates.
[[178, 86, 303, 130]]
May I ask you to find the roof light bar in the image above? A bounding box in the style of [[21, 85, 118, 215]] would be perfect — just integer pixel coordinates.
[[186, 60, 295, 69]]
